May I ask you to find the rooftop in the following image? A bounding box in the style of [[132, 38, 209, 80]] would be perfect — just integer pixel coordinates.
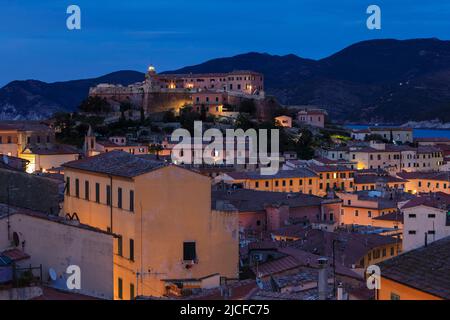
[[397, 171, 450, 182], [212, 189, 330, 212], [378, 236, 450, 299], [63, 150, 165, 178], [401, 192, 450, 210], [0, 121, 52, 132]]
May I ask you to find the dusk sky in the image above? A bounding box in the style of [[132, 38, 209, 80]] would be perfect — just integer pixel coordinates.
[[2, 0, 450, 86]]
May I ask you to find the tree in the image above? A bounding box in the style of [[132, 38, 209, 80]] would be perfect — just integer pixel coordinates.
[[238, 99, 257, 115], [149, 144, 164, 160], [79, 96, 111, 113]]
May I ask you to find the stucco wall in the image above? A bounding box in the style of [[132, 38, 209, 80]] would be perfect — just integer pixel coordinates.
[[0, 214, 114, 299]]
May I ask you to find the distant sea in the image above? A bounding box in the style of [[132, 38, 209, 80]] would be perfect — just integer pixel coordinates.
[[345, 125, 450, 139]]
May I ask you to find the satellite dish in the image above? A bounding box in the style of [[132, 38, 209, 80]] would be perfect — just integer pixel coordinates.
[[49, 268, 57, 281]]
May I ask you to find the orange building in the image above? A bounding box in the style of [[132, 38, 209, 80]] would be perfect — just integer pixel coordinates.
[[63, 151, 239, 299], [378, 236, 450, 300], [336, 191, 410, 230], [218, 165, 354, 197], [398, 171, 449, 194]]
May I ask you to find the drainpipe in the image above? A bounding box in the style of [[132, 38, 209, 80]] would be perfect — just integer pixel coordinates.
[[109, 176, 113, 232]]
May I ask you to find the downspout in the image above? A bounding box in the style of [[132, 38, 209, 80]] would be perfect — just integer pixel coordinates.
[[109, 175, 113, 232]]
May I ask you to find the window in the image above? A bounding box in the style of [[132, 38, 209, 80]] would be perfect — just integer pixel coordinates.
[[129, 239, 134, 261], [130, 284, 135, 300], [308, 179, 312, 185], [95, 183, 100, 203], [428, 214, 436, 218], [65, 177, 70, 196], [428, 230, 436, 235], [106, 185, 111, 205], [408, 230, 416, 235], [408, 214, 416, 218], [183, 242, 196, 261], [368, 211, 372, 218], [265, 181, 269, 188], [382, 248, 386, 257], [118, 236, 123, 256], [390, 247, 394, 256], [118, 278, 123, 299], [255, 181, 259, 188], [118, 187, 122, 209], [84, 181, 89, 200], [75, 179, 80, 198], [390, 293, 400, 300], [130, 190, 134, 212], [355, 210, 359, 217]]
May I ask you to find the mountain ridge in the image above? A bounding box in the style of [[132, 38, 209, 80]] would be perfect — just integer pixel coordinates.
[[2, 38, 450, 122]]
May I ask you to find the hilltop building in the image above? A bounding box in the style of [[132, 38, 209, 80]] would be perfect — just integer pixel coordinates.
[[89, 66, 267, 118]]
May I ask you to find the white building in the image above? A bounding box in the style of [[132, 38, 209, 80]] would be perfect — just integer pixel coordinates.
[[402, 193, 450, 252]]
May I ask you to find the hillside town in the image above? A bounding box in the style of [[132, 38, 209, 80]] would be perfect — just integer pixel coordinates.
[[1, 66, 450, 302]]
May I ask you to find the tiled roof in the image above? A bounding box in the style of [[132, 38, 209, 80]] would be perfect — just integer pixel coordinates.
[[373, 211, 403, 222], [287, 229, 399, 268], [27, 144, 80, 155], [63, 150, 165, 178], [397, 171, 450, 182], [354, 174, 407, 185], [1, 249, 30, 262], [212, 189, 327, 212], [378, 236, 450, 299], [245, 168, 318, 180], [401, 192, 450, 210], [0, 121, 52, 132], [307, 164, 354, 173]]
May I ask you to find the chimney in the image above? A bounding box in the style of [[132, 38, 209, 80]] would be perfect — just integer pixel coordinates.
[[337, 283, 345, 300], [317, 257, 329, 300]]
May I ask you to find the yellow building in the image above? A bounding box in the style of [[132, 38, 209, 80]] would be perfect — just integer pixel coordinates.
[[398, 171, 449, 194], [219, 165, 354, 197], [63, 151, 239, 299], [336, 191, 406, 229], [378, 236, 450, 300]]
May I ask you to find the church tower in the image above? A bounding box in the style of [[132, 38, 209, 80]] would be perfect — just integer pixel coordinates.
[[84, 125, 96, 157]]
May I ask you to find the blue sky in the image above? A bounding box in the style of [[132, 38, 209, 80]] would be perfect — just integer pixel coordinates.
[[1, 0, 450, 86]]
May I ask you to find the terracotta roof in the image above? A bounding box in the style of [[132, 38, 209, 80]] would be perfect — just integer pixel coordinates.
[[378, 236, 450, 299], [354, 174, 407, 185], [287, 229, 399, 268], [212, 189, 327, 212], [397, 171, 450, 182], [32, 286, 100, 300], [26, 144, 80, 155], [0, 121, 52, 132], [63, 150, 165, 178], [373, 211, 404, 222], [401, 192, 450, 210], [1, 249, 30, 262], [307, 164, 354, 173]]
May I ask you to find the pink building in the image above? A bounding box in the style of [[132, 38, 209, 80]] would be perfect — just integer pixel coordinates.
[[151, 69, 264, 95], [297, 109, 327, 128]]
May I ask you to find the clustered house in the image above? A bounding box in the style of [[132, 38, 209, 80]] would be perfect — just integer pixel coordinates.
[[0, 121, 80, 173]]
